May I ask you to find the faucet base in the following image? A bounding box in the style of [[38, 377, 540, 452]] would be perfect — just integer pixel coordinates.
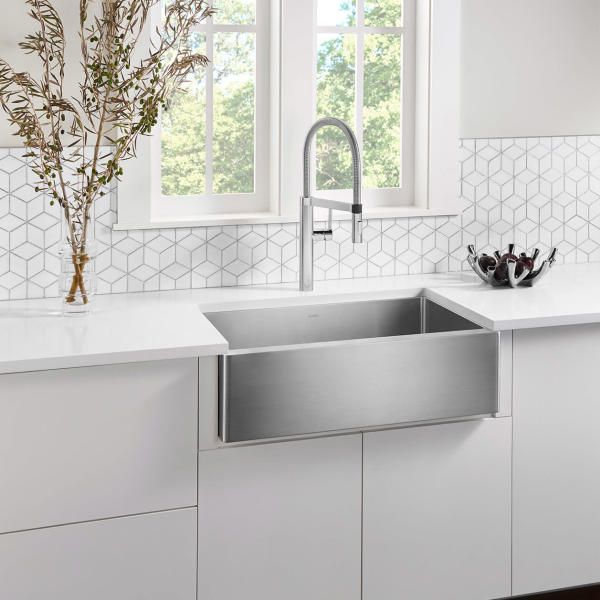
[[299, 197, 314, 291]]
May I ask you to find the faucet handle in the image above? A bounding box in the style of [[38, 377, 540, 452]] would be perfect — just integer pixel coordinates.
[[313, 208, 334, 241], [313, 229, 333, 241]]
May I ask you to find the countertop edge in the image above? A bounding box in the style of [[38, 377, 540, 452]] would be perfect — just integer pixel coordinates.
[[426, 288, 600, 332], [4, 265, 600, 374], [0, 343, 229, 376]]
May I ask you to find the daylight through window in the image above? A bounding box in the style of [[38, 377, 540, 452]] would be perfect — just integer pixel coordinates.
[[153, 0, 414, 222], [161, 0, 260, 199], [316, 0, 406, 192]]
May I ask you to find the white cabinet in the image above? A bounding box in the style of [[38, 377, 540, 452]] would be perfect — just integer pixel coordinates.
[[513, 325, 600, 595], [0, 508, 197, 600], [198, 434, 362, 600], [0, 358, 198, 534], [363, 418, 512, 600]]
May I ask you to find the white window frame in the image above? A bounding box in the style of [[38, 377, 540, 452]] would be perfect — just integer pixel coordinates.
[[153, 0, 273, 220], [116, 0, 460, 230]]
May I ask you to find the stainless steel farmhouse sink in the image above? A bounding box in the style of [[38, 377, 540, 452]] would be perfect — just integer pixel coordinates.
[[205, 298, 498, 442]]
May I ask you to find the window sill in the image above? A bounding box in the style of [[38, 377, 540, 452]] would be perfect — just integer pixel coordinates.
[[113, 206, 460, 231]]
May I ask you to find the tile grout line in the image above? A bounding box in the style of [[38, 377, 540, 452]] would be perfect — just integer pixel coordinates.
[[2, 137, 600, 298]]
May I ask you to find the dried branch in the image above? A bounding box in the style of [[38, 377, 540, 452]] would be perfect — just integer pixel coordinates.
[[0, 0, 213, 302], [0, 0, 213, 212]]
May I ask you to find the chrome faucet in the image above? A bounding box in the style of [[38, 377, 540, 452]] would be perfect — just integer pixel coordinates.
[[300, 117, 363, 291]]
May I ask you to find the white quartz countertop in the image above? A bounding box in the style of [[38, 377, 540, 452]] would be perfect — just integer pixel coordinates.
[[1, 263, 600, 374], [0, 272, 466, 374], [0, 301, 228, 375], [428, 262, 600, 331]]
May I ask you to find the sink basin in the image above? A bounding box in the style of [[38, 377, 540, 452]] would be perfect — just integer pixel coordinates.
[[205, 297, 498, 442]]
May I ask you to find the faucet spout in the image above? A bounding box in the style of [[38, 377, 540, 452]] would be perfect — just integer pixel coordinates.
[[300, 117, 363, 291], [303, 117, 362, 207]]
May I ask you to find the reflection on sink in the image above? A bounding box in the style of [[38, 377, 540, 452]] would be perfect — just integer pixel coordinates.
[[205, 297, 480, 350], [205, 297, 498, 443]]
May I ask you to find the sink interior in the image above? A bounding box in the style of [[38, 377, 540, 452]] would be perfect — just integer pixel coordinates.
[[205, 297, 480, 351]]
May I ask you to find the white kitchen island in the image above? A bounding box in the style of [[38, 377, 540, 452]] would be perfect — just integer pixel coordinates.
[[1, 263, 599, 599]]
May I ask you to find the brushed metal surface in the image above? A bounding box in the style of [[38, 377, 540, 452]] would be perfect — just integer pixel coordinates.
[[206, 298, 497, 443], [205, 298, 478, 351], [301, 118, 363, 291]]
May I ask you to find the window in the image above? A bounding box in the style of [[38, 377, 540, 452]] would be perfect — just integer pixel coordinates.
[[314, 0, 414, 208], [152, 0, 273, 222], [116, 0, 460, 229]]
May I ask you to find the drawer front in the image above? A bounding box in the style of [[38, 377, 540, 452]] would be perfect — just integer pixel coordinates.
[[363, 419, 512, 600], [198, 436, 362, 600], [0, 508, 197, 600], [220, 331, 499, 442], [0, 358, 198, 534]]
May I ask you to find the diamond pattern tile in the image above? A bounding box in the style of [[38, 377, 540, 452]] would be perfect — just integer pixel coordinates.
[[2, 137, 600, 299]]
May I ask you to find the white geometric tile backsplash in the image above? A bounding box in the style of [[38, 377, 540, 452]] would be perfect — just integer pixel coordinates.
[[2, 136, 600, 300]]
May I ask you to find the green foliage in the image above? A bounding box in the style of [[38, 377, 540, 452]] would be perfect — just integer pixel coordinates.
[[162, 28, 255, 196], [363, 32, 402, 189], [364, 0, 402, 26], [212, 0, 254, 24], [0, 0, 213, 251], [316, 0, 402, 191], [317, 34, 356, 190], [213, 78, 254, 194], [162, 0, 404, 197], [161, 82, 205, 196], [213, 30, 255, 194]]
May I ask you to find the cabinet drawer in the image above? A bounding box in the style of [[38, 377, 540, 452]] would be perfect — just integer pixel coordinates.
[[0, 508, 197, 600], [363, 418, 512, 600], [0, 358, 198, 533], [198, 435, 362, 600]]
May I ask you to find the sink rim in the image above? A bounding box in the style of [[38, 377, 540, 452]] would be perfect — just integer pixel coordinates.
[[224, 327, 493, 356], [205, 296, 483, 354]]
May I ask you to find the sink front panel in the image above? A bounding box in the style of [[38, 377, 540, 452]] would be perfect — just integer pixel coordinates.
[[219, 329, 498, 442]]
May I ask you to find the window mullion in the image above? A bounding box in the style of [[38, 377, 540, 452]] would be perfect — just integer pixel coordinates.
[[192, 24, 257, 33], [356, 0, 365, 155], [205, 27, 214, 196], [316, 26, 403, 35]]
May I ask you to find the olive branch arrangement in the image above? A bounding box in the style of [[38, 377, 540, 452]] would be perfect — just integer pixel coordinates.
[[0, 0, 213, 304]]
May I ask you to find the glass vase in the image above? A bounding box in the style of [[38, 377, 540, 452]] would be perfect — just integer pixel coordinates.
[[59, 220, 97, 316]]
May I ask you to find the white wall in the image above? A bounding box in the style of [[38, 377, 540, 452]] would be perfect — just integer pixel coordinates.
[[0, 0, 84, 146], [1, 1, 600, 144], [461, 0, 600, 138]]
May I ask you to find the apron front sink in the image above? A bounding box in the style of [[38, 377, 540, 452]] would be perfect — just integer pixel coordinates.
[[205, 298, 498, 442]]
